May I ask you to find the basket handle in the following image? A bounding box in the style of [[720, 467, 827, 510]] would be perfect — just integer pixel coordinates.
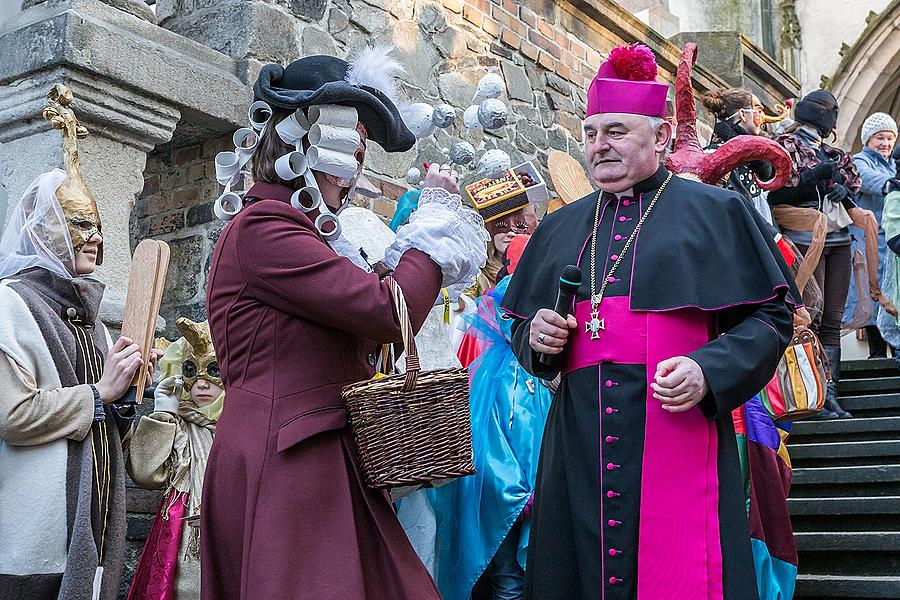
[[384, 277, 420, 393]]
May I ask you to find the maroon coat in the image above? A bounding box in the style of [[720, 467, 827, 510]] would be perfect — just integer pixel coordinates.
[[201, 182, 443, 599]]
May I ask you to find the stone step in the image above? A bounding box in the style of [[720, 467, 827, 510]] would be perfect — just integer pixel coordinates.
[[789, 496, 900, 516], [788, 416, 900, 443], [839, 376, 900, 395], [838, 393, 900, 417], [790, 497, 900, 533], [790, 440, 900, 466], [841, 358, 899, 380], [790, 465, 900, 498], [795, 574, 900, 598], [793, 465, 900, 485], [795, 531, 900, 551]]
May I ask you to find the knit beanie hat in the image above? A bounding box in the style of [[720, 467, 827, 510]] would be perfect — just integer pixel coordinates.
[[861, 112, 898, 145]]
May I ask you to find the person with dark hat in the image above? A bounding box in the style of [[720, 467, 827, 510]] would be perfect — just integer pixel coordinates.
[[201, 46, 487, 599], [502, 43, 797, 600], [769, 90, 867, 419]]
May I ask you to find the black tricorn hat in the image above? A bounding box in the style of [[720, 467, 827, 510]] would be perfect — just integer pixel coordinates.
[[253, 51, 415, 153]]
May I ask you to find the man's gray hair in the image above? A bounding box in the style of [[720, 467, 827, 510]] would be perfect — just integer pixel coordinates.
[[645, 116, 666, 132], [645, 115, 670, 159]]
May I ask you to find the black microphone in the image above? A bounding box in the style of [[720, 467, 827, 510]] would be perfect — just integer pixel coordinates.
[[538, 265, 582, 368]]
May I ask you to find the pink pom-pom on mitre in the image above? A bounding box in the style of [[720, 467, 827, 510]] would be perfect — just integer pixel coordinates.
[[607, 43, 658, 81]]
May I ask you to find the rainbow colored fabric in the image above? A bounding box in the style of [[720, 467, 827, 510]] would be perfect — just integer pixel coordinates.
[[732, 395, 798, 600]]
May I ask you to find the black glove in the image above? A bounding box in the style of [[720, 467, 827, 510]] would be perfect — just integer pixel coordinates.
[[825, 183, 851, 203], [812, 160, 839, 181]]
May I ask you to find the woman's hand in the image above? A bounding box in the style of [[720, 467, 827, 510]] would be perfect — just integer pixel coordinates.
[[793, 307, 812, 327], [423, 163, 461, 195], [95, 336, 143, 404]]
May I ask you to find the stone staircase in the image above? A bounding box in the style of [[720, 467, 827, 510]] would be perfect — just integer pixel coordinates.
[[788, 358, 900, 599]]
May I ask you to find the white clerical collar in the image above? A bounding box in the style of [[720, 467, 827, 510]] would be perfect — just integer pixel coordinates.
[[615, 189, 634, 199]]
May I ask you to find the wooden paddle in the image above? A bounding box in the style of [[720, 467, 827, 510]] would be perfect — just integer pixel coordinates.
[[120, 239, 170, 404], [547, 150, 593, 204]]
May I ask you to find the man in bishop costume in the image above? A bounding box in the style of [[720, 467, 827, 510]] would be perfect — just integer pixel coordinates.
[[502, 43, 798, 600]]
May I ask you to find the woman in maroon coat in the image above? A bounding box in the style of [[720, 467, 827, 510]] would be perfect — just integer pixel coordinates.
[[201, 50, 487, 599]]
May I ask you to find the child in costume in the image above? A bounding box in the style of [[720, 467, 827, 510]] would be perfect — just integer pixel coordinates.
[[428, 173, 550, 600], [125, 318, 223, 600]]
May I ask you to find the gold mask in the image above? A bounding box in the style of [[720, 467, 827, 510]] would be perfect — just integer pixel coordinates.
[[43, 84, 103, 264], [176, 318, 221, 389]]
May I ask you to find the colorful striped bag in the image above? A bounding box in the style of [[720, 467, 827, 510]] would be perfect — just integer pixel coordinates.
[[759, 327, 830, 422]]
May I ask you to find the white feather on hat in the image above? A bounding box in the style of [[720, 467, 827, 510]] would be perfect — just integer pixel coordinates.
[[345, 44, 405, 107]]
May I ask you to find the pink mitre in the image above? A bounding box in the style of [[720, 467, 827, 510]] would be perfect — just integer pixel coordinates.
[[586, 43, 669, 118]]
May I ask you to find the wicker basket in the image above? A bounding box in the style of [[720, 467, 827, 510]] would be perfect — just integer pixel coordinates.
[[342, 278, 476, 489]]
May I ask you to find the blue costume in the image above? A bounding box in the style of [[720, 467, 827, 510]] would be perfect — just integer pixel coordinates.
[[427, 276, 552, 600]]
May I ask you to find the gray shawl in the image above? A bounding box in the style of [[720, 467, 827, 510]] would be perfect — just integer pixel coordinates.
[[0, 268, 126, 600]]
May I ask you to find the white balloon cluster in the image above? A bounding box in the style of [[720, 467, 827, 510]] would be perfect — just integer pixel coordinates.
[[404, 72, 513, 187], [475, 148, 513, 179], [403, 101, 459, 140], [463, 72, 510, 133]]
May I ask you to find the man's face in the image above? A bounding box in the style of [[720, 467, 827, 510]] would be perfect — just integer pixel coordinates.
[[868, 130, 897, 161], [583, 113, 672, 193]]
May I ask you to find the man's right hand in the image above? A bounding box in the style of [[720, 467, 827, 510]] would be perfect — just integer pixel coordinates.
[[95, 336, 143, 404], [529, 309, 578, 354]]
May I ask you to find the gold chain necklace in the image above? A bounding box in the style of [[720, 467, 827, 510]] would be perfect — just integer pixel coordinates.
[[585, 172, 672, 340]]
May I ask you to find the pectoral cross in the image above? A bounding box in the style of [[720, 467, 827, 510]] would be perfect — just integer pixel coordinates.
[[585, 307, 605, 340]]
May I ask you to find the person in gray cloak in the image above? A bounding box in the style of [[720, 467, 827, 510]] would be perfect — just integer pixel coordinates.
[[0, 84, 158, 600]]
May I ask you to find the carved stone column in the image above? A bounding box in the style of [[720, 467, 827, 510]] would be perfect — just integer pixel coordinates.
[[0, 0, 250, 325]]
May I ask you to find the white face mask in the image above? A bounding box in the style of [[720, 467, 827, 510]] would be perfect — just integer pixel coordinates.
[[323, 160, 364, 215]]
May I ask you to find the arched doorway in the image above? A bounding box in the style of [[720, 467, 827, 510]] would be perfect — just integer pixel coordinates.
[[828, 0, 900, 152]]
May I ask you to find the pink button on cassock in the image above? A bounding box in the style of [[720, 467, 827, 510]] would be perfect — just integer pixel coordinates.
[[605, 436, 619, 443], [610, 254, 619, 261], [607, 519, 621, 527], [605, 407, 618, 415], [606, 490, 620, 498], [609, 577, 622, 585], [614, 234, 623, 241], [622, 199, 631, 206], [608, 548, 622, 556], [619, 216, 628, 222], [606, 463, 620, 471], [607, 276, 616, 283], [605, 380, 615, 388]]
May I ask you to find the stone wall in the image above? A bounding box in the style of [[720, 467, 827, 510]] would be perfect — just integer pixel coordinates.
[[131, 133, 232, 337], [132, 0, 730, 336], [795, 0, 891, 93]]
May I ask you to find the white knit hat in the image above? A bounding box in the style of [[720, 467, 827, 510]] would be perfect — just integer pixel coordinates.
[[861, 112, 898, 144]]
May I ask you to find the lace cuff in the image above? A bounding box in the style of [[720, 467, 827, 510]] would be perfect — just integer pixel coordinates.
[[384, 186, 488, 287]]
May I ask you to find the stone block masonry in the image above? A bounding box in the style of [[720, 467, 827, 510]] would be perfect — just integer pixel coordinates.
[[131, 133, 233, 340]]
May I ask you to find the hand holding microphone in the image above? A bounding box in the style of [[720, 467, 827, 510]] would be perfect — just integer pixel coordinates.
[[532, 265, 582, 369]]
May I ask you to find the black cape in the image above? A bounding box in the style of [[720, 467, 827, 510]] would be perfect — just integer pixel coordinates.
[[502, 166, 798, 600]]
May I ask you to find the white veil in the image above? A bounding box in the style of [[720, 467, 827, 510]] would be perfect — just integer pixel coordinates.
[[0, 169, 75, 280]]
